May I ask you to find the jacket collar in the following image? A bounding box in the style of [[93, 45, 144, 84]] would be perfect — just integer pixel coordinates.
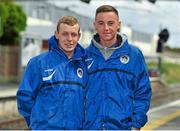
[[87, 33, 130, 57], [48, 35, 86, 60]]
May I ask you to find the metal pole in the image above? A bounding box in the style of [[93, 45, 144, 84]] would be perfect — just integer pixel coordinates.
[[157, 54, 162, 82]]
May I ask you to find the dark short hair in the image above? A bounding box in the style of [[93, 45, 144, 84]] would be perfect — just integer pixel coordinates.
[[95, 5, 119, 19], [56, 16, 80, 32]]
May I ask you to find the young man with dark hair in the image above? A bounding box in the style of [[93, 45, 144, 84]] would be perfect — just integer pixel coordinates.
[[84, 5, 152, 130]]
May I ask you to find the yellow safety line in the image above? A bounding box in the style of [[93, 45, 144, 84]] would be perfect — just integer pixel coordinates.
[[142, 110, 180, 130]]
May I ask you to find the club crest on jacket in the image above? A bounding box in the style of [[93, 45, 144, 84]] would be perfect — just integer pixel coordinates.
[[77, 68, 83, 78], [120, 55, 129, 64]]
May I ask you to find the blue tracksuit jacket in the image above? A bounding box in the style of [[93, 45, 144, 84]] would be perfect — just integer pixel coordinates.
[[84, 34, 152, 130], [16, 36, 87, 130]]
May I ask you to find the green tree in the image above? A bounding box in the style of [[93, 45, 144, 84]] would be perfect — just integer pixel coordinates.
[[0, 3, 8, 37], [0, 1, 26, 45]]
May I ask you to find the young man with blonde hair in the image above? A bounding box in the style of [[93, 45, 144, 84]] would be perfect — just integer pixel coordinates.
[[17, 16, 87, 130]]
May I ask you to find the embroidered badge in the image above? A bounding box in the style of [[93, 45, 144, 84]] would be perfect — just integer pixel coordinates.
[[77, 68, 83, 78], [120, 55, 129, 64]]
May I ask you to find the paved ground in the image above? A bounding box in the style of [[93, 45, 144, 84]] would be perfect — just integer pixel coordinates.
[[157, 116, 180, 130], [143, 99, 180, 130]]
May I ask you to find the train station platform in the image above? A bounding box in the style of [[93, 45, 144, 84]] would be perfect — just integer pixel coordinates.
[[0, 82, 179, 130], [143, 99, 180, 130], [0, 83, 18, 98], [0, 84, 19, 98]]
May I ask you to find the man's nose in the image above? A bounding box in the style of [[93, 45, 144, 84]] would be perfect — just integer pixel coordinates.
[[104, 24, 109, 30], [67, 34, 72, 41]]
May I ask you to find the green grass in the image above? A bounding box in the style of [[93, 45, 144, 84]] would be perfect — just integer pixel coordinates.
[[161, 63, 180, 84], [147, 62, 180, 85], [147, 62, 159, 69]]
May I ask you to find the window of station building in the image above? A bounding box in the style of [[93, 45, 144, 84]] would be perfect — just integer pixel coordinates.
[[132, 30, 152, 43], [32, 10, 38, 18], [44, 11, 50, 20]]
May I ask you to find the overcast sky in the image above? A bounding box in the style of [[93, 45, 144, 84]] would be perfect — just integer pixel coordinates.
[[52, 0, 180, 48]]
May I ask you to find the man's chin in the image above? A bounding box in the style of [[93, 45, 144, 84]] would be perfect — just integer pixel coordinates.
[[102, 35, 113, 39], [104, 37, 113, 41], [65, 48, 74, 52]]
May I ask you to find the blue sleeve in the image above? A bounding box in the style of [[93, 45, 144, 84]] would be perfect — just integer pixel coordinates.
[[132, 51, 152, 128], [16, 58, 42, 127]]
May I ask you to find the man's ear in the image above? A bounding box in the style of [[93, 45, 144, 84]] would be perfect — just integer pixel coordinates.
[[118, 21, 121, 32], [54, 31, 59, 39], [93, 21, 97, 30], [79, 32, 81, 40]]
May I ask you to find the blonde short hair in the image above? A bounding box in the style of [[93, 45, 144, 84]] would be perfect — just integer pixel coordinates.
[[56, 16, 80, 32]]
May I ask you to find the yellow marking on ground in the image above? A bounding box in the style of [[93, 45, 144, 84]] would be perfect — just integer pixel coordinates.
[[142, 110, 180, 130]]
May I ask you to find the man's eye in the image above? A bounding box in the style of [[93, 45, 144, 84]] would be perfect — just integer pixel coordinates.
[[71, 33, 78, 37], [98, 22, 104, 25], [62, 32, 68, 36], [108, 22, 114, 26]]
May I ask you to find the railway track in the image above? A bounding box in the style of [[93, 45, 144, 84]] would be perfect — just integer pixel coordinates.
[[0, 117, 27, 129], [0, 96, 27, 129], [0, 96, 16, 102]]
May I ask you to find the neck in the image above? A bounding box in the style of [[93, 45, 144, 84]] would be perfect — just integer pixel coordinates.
[[66, 52, 73, 59], [59, 45, 74, 59], [100, 36, 117, 48]]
